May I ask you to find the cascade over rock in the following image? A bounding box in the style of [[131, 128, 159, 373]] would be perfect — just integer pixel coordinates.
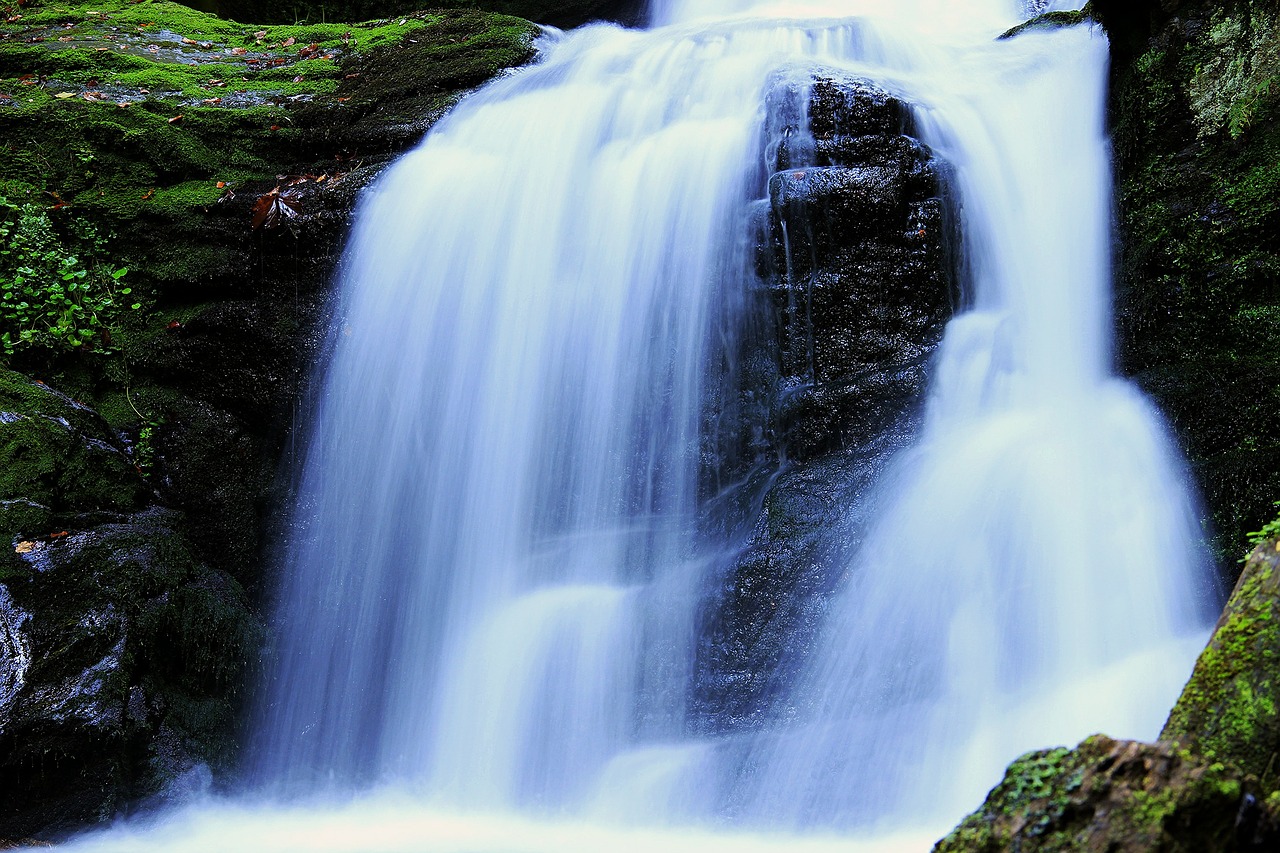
[[696, 72, 953, 731]]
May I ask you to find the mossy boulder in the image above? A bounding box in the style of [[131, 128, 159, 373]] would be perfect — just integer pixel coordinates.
[[0, 376, 260, 838], [998, 3, 1096, 40], [0, 368, 147, 534], [935, 735, 1280, 852], [1162, 538, 1280, 784]]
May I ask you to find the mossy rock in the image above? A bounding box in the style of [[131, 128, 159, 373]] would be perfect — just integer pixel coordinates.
[[998, 3, 1096, 40], [0, 508, 260, 839], [935, 735, 1279, 852], [197, 0, 641, 30], [1162, 538, 1280, 785], [0, 367, 147, 535], [1105, 0, 1280, 570]]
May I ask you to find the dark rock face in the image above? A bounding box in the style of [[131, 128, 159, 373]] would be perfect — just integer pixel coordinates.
[[0, 372, 258, 839], [758, 75, 953, 462], [935, 735, 1280, 853], [694, 72, 954, 731], [1102, 0, 1280, 570]]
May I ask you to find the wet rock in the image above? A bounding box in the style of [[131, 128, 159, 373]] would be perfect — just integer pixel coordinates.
[[935, 735, 1280, 852], [759, 72, 954, 462], [1162, 538, 1280, 784], [1102, 0, 1280, 568], [0, 508, 259, 840], [694, 71, 954, 731]]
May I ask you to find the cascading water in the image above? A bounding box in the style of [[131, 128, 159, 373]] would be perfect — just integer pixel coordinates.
[[56, 1, 1217, 850]]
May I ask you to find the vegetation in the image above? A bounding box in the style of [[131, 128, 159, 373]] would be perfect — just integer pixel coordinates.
[[1108, 0, 1280, 569], [0, 197, 134, 356]]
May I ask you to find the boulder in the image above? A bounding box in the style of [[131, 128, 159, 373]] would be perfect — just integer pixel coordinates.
[[1162, 538, 1280, 784], [694, 72, 954, 731], [935, 735, 1280, 852]]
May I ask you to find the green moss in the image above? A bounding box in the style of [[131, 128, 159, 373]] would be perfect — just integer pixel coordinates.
[[1111, 0, 1280, 566], [1162, 542, 1280, 783], [998, 4, 1096, 40], [937, 736, 1264, 852], [0, 368, 147, 526]]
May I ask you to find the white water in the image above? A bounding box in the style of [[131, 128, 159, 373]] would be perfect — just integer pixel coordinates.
[[54, 1, 1216, 850]]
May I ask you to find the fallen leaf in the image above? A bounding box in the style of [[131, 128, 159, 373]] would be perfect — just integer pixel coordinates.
[[14, 541, 35, 554], [230, 46, 247, 55], [201, 96, 222, 104], [167, 320, 182, 330], [182, 36, 197, 45], [141, 188, 155, 200], [57, 35, 73, 42], [168, 114, 183, 124], [251, 187, 303, 229], [216, 181, 226, 188], [116, 101, 132, 108], [54, 91, 75, 98], [254, 30, 267, 40], [282, 36, 295, 47], [48, 531, 69, 539], [139, 88, 149, 94], [292, 75, 304, 83], [299, 42, 319, 58]]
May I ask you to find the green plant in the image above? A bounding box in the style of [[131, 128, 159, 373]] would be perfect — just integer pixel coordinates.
[[0, 197, 138, 357], [1247, 501, 1280, 551]]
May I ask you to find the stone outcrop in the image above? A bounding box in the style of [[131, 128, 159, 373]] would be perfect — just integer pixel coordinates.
[[0, 0, 540, 838], [694, 72, 954, 730], [937, 536, 1280, 852], [935, 735, 1280, 852], [1162, 539, 1280, 786], [1094, 0, 1280, 570]]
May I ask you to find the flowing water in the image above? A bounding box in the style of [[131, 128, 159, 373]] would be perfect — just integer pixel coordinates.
[[57, 0, 1217, 850]]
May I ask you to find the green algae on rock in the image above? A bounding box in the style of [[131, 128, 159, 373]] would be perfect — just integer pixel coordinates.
[[934, 735, 1279, 852], [1162, 538, 1280, 786], [998, 3, 1096, 40]]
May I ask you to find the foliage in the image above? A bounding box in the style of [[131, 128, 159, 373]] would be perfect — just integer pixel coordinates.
[[0, 197, 135, 357], [1248, 502, 1280, 550]]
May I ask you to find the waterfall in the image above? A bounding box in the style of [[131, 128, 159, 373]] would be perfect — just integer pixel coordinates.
[[57, 1, 1215, 850]]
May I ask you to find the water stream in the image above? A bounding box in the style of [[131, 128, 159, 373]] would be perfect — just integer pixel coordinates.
[[57, 1, 1215, 850]]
